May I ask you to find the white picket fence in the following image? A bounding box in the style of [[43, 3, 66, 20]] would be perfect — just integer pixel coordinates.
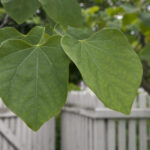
[[0, 100, 55, 150], [0, 88, 150, 150], [61, 88, 150, 150]]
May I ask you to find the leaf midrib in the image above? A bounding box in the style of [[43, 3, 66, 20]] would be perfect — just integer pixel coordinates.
[[6, 45, 61, 125]]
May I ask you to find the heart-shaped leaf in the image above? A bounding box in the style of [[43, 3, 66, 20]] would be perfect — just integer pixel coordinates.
[[61, 28, 142, 114], [0, 35, 69, 130]]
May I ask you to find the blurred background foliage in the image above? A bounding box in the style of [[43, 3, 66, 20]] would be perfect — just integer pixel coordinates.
[[0, 0, 150, 92]]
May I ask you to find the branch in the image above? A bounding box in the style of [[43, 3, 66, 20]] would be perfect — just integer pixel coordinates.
[[141, 61, 150, 93], [0, 14, 9, 28]]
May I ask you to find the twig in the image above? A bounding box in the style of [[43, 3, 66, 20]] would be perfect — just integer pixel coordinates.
[[141, 61, 150, 93], [0, 14, 9, 28]]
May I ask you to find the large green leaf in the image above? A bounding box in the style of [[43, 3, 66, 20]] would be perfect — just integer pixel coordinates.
[[0, 35, 69, 131], [1, 0, 40, 24], [61, 28, 142, 114], [39, 0, 83, 27]]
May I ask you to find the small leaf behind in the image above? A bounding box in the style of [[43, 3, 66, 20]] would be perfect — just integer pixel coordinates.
[[1, 0, 40, 24], [39, 0, 83, 27]]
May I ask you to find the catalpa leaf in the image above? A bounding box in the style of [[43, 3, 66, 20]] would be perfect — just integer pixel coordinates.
[[0, 35, 69, 131], [61, 28, 142, 114], [1, 0, 40, 24], [39, 0, 83, 27], [0, 26, 46, 45]]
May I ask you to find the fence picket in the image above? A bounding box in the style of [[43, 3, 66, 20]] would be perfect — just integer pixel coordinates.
[[94, 97, 106, 150], [9, 118, 16, 150], [94, 119, 106, 150], [22, 122, 27, 149], [0, 132, 2, 150], [76, 114, 80, 150], [87, 118, 89, 150], [107, 119, 116, 150], [26, 128, 32, 150], [118, 120, 126, 150], [88, 118, 93, 150], [139, 92, 147, 150], [50, 118, 55, 150], [61, 113, 65, 150], [3, 119, 9, 150], [16, 118, 22, 149], [65, 112, 70, 150], [128, 99, 137, 150], [37, 126, 42, 150]]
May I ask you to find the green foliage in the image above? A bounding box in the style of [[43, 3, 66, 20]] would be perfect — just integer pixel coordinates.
[[39, 0, 83, 27], [140, 43, 150, 64], [61, 28, 142, 114], [0, 8, 5, 18], [140, 12, 150, 26], [68, 83, 80, 91], [1, 0, 83, 27], [123, 13, 138, 26], [106, 7, 124, 16], [0, 0, 144, 130], [0, 27, 69, 130]]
